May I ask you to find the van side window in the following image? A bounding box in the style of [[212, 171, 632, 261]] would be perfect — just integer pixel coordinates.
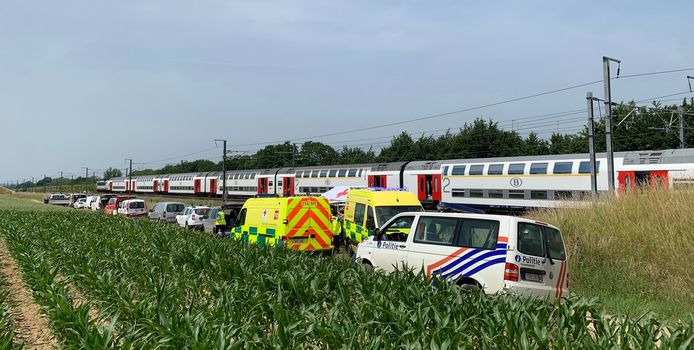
[[365, 206, 376, 231], [413, 217, 458, 246], [456, 219, 500, 250], [517, 223, 545, 257], [544, 227, 566, 260], [354, 203, 366, 226], [236, 209, 247, 226]]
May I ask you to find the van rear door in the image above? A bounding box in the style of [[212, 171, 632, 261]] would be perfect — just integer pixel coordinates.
[[285, 198, 333, 251], [511, 222, 568, 299]]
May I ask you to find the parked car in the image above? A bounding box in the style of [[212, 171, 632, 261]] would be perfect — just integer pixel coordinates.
[[47, 193, 70, 206], [95, 194, 117, 211], [120, 199, 147, 218], [84, 196, 97, 210], [104, 196, 134, 215], [72, 198, 87, 209], [177, 206, 211, 229], [202, 207, 223, 234], [149, 202, 186, 223]]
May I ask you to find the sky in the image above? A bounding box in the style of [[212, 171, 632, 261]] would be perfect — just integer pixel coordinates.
[[1, 0, 693, 183]]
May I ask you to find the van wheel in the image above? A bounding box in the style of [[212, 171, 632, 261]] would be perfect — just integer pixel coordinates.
[[362, 260, 373, 269], [457, 279, 482, 293]]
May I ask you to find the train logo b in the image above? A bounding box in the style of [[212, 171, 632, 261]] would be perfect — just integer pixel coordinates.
[[510, 178, 523, 188]]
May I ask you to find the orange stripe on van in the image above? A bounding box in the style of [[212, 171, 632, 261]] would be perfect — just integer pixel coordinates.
[[497, 236, 508, 243], [555, 261, 566, 299], [426, 247, 468, 277]]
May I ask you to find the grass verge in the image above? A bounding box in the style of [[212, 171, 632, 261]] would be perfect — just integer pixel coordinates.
[[529, 189, 694, 319]]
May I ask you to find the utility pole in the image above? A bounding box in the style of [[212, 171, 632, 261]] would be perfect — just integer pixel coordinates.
[[603, 56, 621, 193], [125, 159, 133, 194], [31, 177, 35, 193], [43, 174, 47, 193], [292, 143, 297, 167], [60, 171, 63, 193], [71, 174, 74, 193], [83, 167, 89, 193], [587, 92, 598, 196], [677, 106, 686, 148], [215, 139, 228, 203]]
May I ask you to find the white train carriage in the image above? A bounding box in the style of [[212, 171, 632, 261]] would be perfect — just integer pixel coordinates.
[[221, 170, 259, 197], [439, 154, 609, 210], [292, 164, 370, 196], [95, 181, 109, 192], [110, 177, 127, 193], [276, 168, 297, 196], [134, 176, 157, 194], [366, 162, 407, 189], [165, 173, 197, 195]]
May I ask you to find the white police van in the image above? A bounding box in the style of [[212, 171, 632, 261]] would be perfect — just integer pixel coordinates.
[[356, 212, 569, 299]]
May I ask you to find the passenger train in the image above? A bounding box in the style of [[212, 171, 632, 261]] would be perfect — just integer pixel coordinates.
[[96, 148, 694, 211]]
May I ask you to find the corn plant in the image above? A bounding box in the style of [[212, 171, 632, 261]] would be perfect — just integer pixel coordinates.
[[0, 272, 19, 350], [0, 210, 692, 349]]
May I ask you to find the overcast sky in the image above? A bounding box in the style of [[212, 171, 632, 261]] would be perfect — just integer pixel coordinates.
[[1, 0, 693, 183]]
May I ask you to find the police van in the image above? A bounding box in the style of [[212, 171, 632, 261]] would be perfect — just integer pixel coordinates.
[[343, 188, 423, 255], [356, 212, 569, 299], [232, 196, 334, 252]]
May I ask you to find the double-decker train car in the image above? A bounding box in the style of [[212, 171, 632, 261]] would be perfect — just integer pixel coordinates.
[[100, 148, 694, 211]]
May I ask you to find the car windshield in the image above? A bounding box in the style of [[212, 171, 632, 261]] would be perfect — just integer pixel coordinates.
[[375, 206, 423, 226]]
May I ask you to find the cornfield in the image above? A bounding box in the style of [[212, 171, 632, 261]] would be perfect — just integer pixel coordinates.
[[0, 271, 17, 349], [0, 210, 692, 349]]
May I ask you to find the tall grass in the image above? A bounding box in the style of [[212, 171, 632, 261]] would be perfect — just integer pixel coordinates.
[[530, 189, 694, 318]]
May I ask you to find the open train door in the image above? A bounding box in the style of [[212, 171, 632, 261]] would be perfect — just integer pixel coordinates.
[[153, 180, 159, 193], [368, 175, 387, 188], [163, 180, 169, 193], [258, 178, 269, 194], [210, 179, 217, 195], [416, 174, 427, 201], [283, 177, 295, 196], [649, 170, 669, 190], [431, 174, 442, 201]]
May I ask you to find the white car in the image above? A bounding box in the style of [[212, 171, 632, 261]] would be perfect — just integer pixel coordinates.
[[72, 198, 87, 209], [120, 199, 147, 218], [176, 206, 211, 229], [356, 212, 569, 300]]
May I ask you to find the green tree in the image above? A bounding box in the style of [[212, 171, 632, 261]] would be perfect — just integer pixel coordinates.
[[298, 141, 338, 166], [103, 167, 122, 180]]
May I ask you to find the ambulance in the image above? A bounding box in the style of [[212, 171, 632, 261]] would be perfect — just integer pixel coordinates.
[[343, 188, 423, 255], [232, 196, 334, 252], [356, 212, 569, 300]]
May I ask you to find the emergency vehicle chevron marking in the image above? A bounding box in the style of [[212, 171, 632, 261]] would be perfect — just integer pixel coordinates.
[[555, 261, 567, 299]]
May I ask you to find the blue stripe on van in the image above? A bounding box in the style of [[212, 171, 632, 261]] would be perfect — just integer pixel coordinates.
[[462, 257, 507, 278]]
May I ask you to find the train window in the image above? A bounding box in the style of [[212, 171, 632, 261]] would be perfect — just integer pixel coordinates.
[[469, 189, 484, 198], [529, 163, 548, 174], [338, 169, 347, 177], [320, 170, 328, 177], [469, 165, 484, 175], [442, 166, 449, 176], [310, 171, 319, 178], [358, 169, 363, 177], [553, 162, 573, 174], [451, 165, 466, 175], [328, 169, 337, 177], [508, 163, 525, 174], [488, 189, 503, 198], [252, 174, 256, 179], [509, 190, 525, 199], [348, 169, 358, 177], [488, 164, 504, 175], [310, 187, 319, 193], [554, 191, 573, 200], [452, 189, 465, 197], [578, 161, 600, 174], [530, 191, 548, 199], [268, 181, 273, 187], [319, 187, 328, 192], [295, 171, 302, 177]]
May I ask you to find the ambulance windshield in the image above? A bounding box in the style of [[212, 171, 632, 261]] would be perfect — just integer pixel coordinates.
[[375, 206, 423, 226]]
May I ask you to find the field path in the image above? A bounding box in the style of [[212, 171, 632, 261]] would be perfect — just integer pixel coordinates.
[[0, 238, 58, 350]]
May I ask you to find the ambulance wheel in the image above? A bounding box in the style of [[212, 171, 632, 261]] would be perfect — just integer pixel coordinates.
[[346, 242, 355, 258], [362, 260, 373, 269]]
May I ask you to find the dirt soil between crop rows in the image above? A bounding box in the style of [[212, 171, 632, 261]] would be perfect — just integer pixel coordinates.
[[0, 238, 57, 350]]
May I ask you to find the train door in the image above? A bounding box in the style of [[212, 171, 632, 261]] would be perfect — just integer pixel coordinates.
[[131, 180, 136, 192], [619, 170, 669, 195], [163, 180, 169, 193], [194, 179, 201, 194], [210, 179, 217, 195], [649, 170, 668, 190], [125, 181, 130, 192], [416, 174, 442, 201], [109, 182, 113, 191], [258, 178, 269, 194], [283, 177, 295, 195], [368, 175, 387, 188], [618, 171, 635, 195], [153, 180, 159, 193]]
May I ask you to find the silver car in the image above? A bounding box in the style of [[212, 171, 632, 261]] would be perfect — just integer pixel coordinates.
[[148, 202, 185, 223]]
